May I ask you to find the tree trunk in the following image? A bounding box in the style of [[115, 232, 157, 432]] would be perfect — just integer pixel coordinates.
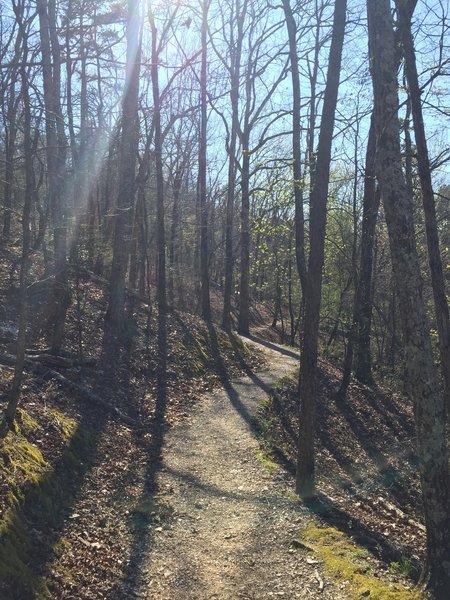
[[354, 117, 380, 385], [238, 147, 251, 335], [339, 113, 361, 398], [2, 81, 18, 239], [296, 0, 347, 498], [37, 0, 70, 353], [397, 0, 450, 418], [199, 0, 211, 321], [168, 173, 182, 306], [105, 0, 141, 334], [367, 1, 450, 595], [282, 0, 306, 294], [1, 10, 33, 437], [148, 6, 168, 404]]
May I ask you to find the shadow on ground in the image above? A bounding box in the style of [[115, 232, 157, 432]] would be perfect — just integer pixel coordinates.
[[111, 309, 170, 599], [0, 327, 144, 599], [256, 358, 423, 581]]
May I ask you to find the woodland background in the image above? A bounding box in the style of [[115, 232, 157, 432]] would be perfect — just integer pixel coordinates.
[[1, 0, 450, 598]]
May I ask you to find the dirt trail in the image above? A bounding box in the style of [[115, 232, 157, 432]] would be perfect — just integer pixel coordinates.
[[135, 337, 345, 600]]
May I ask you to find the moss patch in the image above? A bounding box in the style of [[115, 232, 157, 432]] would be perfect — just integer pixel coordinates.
[[255, 450, 279, 474], [0, 440, 52, 599], [301, 525, 423, 599], [16, 408, 40, 434], [0, 406, 97, 598], [46, 407, 77, 440]]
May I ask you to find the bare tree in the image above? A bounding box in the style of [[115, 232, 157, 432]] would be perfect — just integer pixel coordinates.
[[36, 0, 70, 352], [296, 0, 347, 498], [367, 1, 450, 595], [105, 0, 141, 335], [397, 0, 450, 418], [0, 0, 33, 437], [199, 0, 212, 320], [281, 0, 307, 294]]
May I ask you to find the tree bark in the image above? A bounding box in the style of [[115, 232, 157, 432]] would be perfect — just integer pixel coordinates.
[[296, 0, 347, 498], [199, 0, 211, 321], [222, 0, 246, 331], [367, 1, 450, 595], [36, 0, 70, 353], [105, 0, 141, 334], [397, 0, 450, 418], [1, 7, 33, 437], [354, 117, 380, 386], [282, 0, 306, 294]]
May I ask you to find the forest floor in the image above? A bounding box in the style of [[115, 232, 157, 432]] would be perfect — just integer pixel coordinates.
[[117, 336, 423, 600], [0, 256, 426, 599], [0, 319, 424, 599]]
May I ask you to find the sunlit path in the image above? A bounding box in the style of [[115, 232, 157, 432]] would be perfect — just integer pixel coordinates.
[[134, 339, 345, 600]]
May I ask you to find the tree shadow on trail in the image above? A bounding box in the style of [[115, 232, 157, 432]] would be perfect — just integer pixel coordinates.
[[113, 319, 279, 597], [111, 309, 169, 599], [246, 334, 300, 360], [204, 322, 285, 439]]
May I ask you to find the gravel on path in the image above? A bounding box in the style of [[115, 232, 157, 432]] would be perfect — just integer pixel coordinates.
[[136, 337, 346, 600]]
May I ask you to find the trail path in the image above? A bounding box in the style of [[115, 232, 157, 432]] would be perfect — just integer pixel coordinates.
[[136, 338, 345, 600]]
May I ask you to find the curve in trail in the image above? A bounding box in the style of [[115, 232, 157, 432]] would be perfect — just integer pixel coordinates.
[[136, 337, 344, 600]]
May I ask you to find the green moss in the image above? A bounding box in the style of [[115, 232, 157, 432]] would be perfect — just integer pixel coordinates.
[[46, 407, 77, 440], [1, 435, 47, 484], [0, 529, 33, 580], [191, 359, 206, 374], [301, 525, 423, 599], [0, 409, 92, 597], [255, 450, 279, 473], [194, 334, 210, 362], [16, 408, 40, 434], [53, 538, 71, 559], [0, 508, 52, 598]]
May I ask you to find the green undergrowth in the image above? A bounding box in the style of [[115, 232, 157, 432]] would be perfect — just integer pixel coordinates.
[[301, 525, 423, 599], [0, 405, 98, 598], [255, 449, 279, 473]]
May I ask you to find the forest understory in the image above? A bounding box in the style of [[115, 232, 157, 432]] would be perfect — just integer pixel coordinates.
[[0, 251, 430, 599]]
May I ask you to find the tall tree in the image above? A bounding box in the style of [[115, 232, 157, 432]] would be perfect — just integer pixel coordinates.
[[105, 0, 141, 334], [199, 0, 212, 321], [367, 1, 450, 595], [397, 0, 450, 417], [0, 0, 33, 437], [235, 5, 287, 335], [221, 0, 247, 331], [281, 0, 306, 294], [296, 0, 347, 498], [36, 0, 69, 352], [339, 115, 380, 391]]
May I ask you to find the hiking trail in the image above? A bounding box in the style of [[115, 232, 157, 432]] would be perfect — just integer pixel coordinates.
[[131, 337, 345, 600]]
